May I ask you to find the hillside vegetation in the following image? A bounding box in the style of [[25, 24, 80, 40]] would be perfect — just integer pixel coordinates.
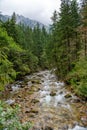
[[0, 12, 49, 90], [46, 0, 87, 98], [0, 0, 87, 98]]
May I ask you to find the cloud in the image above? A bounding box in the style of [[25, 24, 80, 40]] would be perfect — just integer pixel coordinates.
[[0, 0, 61, 25]]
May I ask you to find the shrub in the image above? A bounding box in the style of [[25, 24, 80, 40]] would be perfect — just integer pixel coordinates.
[[66, 58, 87, 97], [0, 101, 32, 130]]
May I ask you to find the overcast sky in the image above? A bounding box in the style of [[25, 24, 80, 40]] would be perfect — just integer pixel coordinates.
[[0, 0, 61, 25]]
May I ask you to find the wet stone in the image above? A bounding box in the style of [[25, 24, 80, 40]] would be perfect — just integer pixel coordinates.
[[28, 91, 34, 95], [72, 98, 81, 103], [31, 79, 40, 84], [18, 95, 22, 98], [64, 93, 72, 98], [20, 84, 25, 88], [29, 113, 35, 118], [25, 108, 31, 113], [30, 109, 38, 114], [50, 91, 56, 96], [81, 117, 87, 125], [59, 91, 63, 94], [62, 125, 68, 130], [31, 99, 39, 104], [3, 70, 87, 130], [44, 126, 53, 130]]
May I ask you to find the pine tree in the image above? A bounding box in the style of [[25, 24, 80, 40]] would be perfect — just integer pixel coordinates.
[[47, 0, 81, 79], [70, 0, 81, 59], [81, 0, 87, 56], [3, 12, 18, 43]]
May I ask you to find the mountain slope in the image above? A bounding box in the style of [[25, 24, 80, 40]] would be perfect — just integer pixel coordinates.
[[0, 13, 47, 29]]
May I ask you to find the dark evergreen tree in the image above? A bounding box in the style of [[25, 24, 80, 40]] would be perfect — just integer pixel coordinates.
[[80, 0, 87, 56], [47, 0, 81, 79]]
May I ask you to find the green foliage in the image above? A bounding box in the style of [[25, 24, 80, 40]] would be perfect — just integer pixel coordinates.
[[66, 58, 87, 97], [3, 13, 18, 43], [27, 52, 39, 71], [40, 49, 49, 69], [46, 0, 87, 98], [0, 52, 16, 90], [47, 0, 81, 78], [0, 27, 17, 90], [0, 13, 49, 90], [0, 101, 32, 130], [0, 27, 10, 48]]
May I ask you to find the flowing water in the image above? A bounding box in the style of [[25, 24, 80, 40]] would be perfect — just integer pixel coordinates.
[[2, 70, 87, 130]]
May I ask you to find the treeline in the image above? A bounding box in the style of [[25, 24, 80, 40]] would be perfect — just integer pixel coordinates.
[[0, 12, 49, 90], [0, 0, 87, 98], [46, 0, 87, 97]]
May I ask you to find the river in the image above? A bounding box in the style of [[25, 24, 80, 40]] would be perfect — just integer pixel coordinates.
[[2, 70, 87, 130]]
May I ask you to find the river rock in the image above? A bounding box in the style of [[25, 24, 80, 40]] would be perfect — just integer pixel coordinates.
[[50, 91, 56, 96], [29, 113, 35, 118], [64, 93, 72, 98], [20, 84, 25, 88], [25, 108, 31, 113], [31, 79, 40, 84], [59, 91, 63, 94], [30, 109, 38, 114], [28, 91, 34, 95], [44, 126, 53, 130], [62, 125, 68, 130], [72, 98, 81, 103], [18, 95, 22, 98], [31, 99, 39, 104], [81, 117, 87, 125]]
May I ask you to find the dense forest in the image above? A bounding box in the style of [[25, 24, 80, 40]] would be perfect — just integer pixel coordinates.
[[0, 12, 49, 90], [0, 0, 87, 97], [0, 0, 87, 129], [47, 0, 87, 98]]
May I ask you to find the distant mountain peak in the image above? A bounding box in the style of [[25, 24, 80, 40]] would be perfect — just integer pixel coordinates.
[[0, 13, 48, 30]]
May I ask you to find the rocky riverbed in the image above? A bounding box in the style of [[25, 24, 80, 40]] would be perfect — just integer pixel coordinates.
[[1, 70, 87, 130]]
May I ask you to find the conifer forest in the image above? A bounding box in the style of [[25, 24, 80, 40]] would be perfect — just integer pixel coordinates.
[[0, 0, 87, 130]]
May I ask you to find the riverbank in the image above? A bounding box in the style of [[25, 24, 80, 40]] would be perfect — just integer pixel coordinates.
[[0, 70, 87, 130]]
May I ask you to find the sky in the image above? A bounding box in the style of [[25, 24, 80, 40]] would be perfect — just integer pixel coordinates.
[[0, 0, 61, 25]]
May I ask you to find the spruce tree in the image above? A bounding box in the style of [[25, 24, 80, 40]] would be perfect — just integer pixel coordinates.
[[81, 0, 87, 56]]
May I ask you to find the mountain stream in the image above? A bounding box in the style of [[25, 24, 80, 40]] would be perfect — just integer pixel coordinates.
[[1, 70, 87, 130]]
